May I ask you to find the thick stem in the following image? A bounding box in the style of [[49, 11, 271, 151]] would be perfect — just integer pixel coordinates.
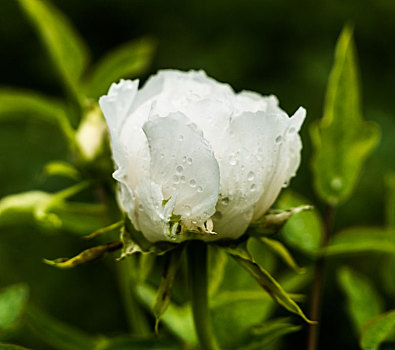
[[117, 257, 151, 335], [187, 241, 220, 350], [94, 185, 151, 335], [307, 205, 335, 350]]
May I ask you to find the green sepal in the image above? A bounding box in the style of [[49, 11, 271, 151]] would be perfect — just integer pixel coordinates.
[[118, 223, 177, 260], [224, 241, 314, 324], [153, 247, 184, 332], [43, 241, 123, 269], [250, 205, 313, 236], [277, 191, 323, 254], [83, 221, 123, 240]]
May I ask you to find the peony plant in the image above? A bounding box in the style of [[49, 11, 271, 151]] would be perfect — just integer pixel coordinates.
[[99, 69, 306, 242]]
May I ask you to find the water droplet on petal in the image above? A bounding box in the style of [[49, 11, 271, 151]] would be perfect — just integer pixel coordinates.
[[160, 153, 165, 159], [173, 175, 180, 183], [176, 165, 183, 174], [182, 156, 187, 163], [275, 135, 282, 143], [229, 154, 237, 165], [179, 135, 184, 141], [184, 205, 192, 217], [187, 157, 193, 165], [138, 204, 144, 212], [289, 127, 296, 134], [250, 184, 256, 192], [189, 179, 196, 187], [197, 186, 203, 192], [180, 175, 186, 183], [221, 197, 230, 205], [247, 171, 255, 181]]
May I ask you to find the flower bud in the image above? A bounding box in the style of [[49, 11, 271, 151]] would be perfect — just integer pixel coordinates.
[[99, 70, 305, 242]]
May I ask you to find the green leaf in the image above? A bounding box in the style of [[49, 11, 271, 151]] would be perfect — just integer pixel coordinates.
[[18, 0, 89, 97], [0, 344, 31, 350], [84, 37, 156, 98], [360, 310, 395, 350], [310, 25, 380, 206], [25, 306, 102, 350], [211, 244, 276, 347], [153, 248, 183, 331], [43, 161, 80, 180], [323, 227, 395, 257], [386, 173, 395, 228], [0, 284, 29, 334], [225, 243, 313, 324], [119, 225, 177, 260], [0, 89, 75, 147], [101, 337, 182, 350], [277, 191, 323, 254], [338, 266, 384, 334], [25, 306, 179, 350], [44, 241, 122, 269], [135, 284, 197, 346], [208, 245, 228, 297], [237, 318, 302, 350], [259, 237, 305, 273], [211, 290, 303, 309]]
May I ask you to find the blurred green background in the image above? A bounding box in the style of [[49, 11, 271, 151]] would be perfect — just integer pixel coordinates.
[[0, 0, 394, 349]]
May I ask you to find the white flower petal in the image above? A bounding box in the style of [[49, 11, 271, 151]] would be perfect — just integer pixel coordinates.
[[99, 70, 306, 242], [211, 110, 289, 238], [99, 79, 139, 169], [252, 107, 306, 220], [235, 91, 282, 115], [99, 79, 139, 137], [134, 179, 177, 242], [142, 112, 220, 226]]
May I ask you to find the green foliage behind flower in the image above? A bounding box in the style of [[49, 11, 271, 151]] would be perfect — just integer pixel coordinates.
[[0, 0, 394, 350]]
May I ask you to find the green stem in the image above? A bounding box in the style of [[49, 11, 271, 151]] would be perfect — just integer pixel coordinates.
[[187, 241, 220, 350], [117, 256, 151, 335], [307, 205, 335, 350]]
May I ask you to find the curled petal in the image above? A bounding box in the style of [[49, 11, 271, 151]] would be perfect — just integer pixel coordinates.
[[253, 107, 306, 220], [142, 112, 220, 228]]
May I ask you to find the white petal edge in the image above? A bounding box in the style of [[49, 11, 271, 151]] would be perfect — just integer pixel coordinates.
[[252, 107, 306, 221]]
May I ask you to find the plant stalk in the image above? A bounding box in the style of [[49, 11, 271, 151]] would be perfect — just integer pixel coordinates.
[[307, 205, 335, 350], [117, 256, 151, 335], [187, 241, 220, 350]]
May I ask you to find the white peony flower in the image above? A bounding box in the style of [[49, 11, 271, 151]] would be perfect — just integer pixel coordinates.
[[99, 70, 306, 242]]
